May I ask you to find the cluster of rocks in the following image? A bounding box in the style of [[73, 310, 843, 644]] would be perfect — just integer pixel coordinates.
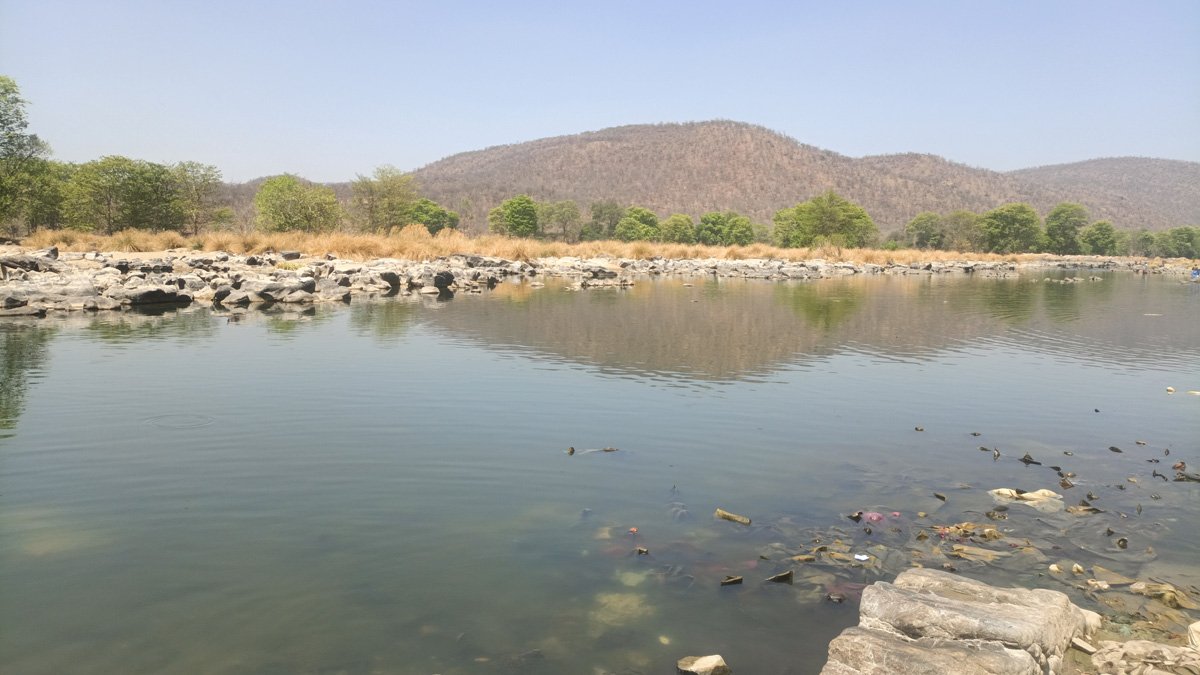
[[0, 248, 539, 317], [821, 568, 1200, 675], [3, 247, 1197, 319]]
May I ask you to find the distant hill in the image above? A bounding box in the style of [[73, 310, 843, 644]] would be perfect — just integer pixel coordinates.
[[222, 121, 1199, 233], [1007, 158, 1200, 230], [406, 121, 1198, 232]]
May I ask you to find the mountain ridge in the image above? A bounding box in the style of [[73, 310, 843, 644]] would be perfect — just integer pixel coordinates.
[[230, 121, 1199, 233]]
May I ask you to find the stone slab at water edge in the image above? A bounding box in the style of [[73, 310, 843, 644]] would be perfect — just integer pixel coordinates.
[[820, 568, 1200, 675]]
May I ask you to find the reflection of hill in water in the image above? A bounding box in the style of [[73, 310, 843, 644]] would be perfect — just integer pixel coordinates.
[[424, 276, 1200, 382]]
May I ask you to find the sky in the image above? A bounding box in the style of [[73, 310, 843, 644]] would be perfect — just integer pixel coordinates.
[[2, 0, 1198, 182]]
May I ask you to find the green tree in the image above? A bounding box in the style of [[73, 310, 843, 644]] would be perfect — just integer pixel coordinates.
[[172, 161, 222, 232], [536, 200, 581, 240], [1043, 202, 1088, 255], [404, 198, 459, 235], [1079, 220, 1118, 255], [614, 206, 659, 241], [941, 210, 984, 252], [580, 200, 624, 240], [905, 212, 945, 249], [773, 191, 877, 248], [64, 156, 184, 233], [1150, 226, 1200, 258], [254, 174, 341, 232], [351, 165, 418, 232], [1, 76, 52, 224], [1127, 229, 1156, 257], [488, 194, 538, 237], [8, 159, 72, 235], [659, 213, 696, 243], [980, 203, 1042, 253], [697, 211, 754, 246]]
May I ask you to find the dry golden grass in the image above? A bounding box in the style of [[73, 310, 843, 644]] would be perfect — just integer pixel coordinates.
[[16, 229, 1136, 265]]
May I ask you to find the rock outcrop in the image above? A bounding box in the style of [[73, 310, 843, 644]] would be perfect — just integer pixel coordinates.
[[821, 568, 1099, 675]]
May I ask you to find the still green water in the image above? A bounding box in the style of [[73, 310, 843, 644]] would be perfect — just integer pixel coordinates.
[[1, 272, 1198, 674]]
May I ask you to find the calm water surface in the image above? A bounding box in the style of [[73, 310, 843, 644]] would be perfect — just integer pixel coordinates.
[[2, 273, 1198, 674]]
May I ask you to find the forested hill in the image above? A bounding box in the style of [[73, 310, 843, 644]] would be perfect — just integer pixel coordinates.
[[401, 121, 1197, 231], [1007, 158, 1200, 231]]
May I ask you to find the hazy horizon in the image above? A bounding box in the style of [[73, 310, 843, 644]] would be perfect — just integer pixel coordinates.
[[3, 0, 1198, 182]]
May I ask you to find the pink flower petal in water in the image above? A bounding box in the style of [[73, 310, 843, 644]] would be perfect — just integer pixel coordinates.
[[863, 511, 885, 523]]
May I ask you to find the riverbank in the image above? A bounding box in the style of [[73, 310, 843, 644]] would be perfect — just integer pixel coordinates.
[[2, 243, 1196, 318]]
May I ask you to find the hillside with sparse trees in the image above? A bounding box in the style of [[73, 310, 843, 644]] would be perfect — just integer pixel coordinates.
[[404, 121, 1198, 233]]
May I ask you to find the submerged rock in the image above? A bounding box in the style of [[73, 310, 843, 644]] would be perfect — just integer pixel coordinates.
[[676, 654, 731, 675]]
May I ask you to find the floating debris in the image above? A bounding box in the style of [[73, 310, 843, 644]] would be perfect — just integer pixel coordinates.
[[1109, 446, 1123, 453], [970, 432, 982, 437], [1135, 440, 1147, 446], [933, 493, 947, 502], [1059, 477, 1075, 489], [914, 426, 925, 432], [1020, 453, 1042, 466], [765, 570, 794, 584], [826, 592, 845, 603], [1064, 451, 1074, 456], [714, 508, 751, 526], [989, 488, 1063, 512], [635, 547, 649, 555], [720, 575, 743, 586], [1130, 581, 1200, 610]]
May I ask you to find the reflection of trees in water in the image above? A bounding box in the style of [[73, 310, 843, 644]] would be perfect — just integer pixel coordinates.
[[0, 324, 56, 433], [349, 300, 419, 344], [977, 280, 1037, 324], [84, 308, 217, 343], [263, 306, 336, 336], [426, 276, 1200, 382], [775, 282, 864, 331]]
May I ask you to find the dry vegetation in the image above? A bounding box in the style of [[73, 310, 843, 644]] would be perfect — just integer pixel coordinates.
[[23, 226, 1058, 265]]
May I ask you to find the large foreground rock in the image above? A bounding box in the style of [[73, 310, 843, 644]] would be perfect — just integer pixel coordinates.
[[821, 568, 1096, 675], [823, 626, 1039, 675]]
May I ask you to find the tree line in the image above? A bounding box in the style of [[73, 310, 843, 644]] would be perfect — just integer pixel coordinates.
[[0, 76, 460, 238], [3, 75, 1197, 257], [902, 202, 1200, 258]]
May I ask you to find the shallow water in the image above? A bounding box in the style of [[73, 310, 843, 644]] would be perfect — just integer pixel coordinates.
[[2, 272, 1198, 674]]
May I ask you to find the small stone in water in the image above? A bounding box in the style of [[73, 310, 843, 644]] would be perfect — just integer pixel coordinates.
[[1110, 446, 1123, 453], [1116, 537, 1128, 549], [933, 493, 947, 502], [1064, 451, 1074, 456], [915, 426, 924, 432], [826, 592, 845, 603], [658, 635, 670, 645]]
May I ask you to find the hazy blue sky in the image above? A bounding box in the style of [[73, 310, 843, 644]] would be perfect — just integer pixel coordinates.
[[2, 0, 1197, 182]]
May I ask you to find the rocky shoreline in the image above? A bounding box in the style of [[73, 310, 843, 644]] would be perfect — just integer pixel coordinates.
[[2, 246, 1195, 318]]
